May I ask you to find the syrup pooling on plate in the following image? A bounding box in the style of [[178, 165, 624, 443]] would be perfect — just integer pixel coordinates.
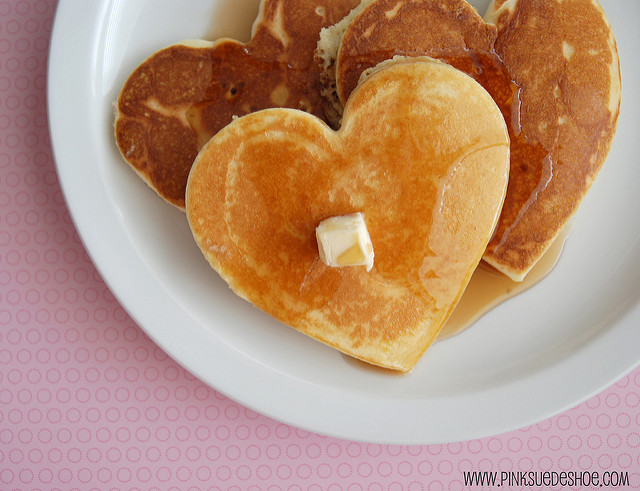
[[341, 218, 572, 368], [438, 221, 573, 341]]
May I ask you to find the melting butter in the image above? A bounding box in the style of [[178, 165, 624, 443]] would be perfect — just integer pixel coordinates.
[[316, 212, 374, 271]]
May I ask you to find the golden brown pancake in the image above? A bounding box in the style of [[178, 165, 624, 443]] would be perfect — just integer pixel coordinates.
[[320, 0, 621, 281], [186, 58, 510, 372], [481, 0, 621, 280], [317, 0, 498, 127], [114, 0, 359, 209]]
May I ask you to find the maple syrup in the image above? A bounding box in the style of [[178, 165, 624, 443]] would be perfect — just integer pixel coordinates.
[[438, 222, 573, 341], [428, 50, 574, 339]]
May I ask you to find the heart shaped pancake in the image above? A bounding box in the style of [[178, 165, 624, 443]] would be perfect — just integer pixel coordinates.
[[319, 0, 621, 281], [114, 0, 358, 208], [186, 58, 510, 371]]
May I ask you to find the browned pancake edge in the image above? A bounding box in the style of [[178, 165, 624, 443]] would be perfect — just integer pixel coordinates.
[[115, 0, 360, 209], [481, 0, 621, 280]]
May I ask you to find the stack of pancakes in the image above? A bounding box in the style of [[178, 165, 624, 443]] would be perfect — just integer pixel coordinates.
[[317, 0, 621, 281], [115, 0, 620, 372]]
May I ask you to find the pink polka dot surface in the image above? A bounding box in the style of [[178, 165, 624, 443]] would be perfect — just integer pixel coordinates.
[[2, 0, 640, 489]]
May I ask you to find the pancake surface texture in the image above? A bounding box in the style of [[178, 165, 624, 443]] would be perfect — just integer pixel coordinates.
[[318, 0, 497, 127], [114, 0, 358, 208], [186, 58, 510, 372], [322, 0, 621, 280], [482, 0, 621, 280]]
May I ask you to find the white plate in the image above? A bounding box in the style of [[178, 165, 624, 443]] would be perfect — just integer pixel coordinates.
[[48, 0, 640, 444]]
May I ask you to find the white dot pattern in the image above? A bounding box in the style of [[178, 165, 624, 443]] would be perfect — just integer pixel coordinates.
[[0, 1, 639, 489]]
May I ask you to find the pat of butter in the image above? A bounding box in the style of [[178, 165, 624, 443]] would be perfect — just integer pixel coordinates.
[[316, 213, 374, 271]]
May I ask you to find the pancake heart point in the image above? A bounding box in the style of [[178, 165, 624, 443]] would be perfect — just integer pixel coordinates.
[[186, 58, 509, 372]]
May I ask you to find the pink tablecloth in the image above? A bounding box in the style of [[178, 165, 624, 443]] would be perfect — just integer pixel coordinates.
[[1, 1, 639, 489]]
